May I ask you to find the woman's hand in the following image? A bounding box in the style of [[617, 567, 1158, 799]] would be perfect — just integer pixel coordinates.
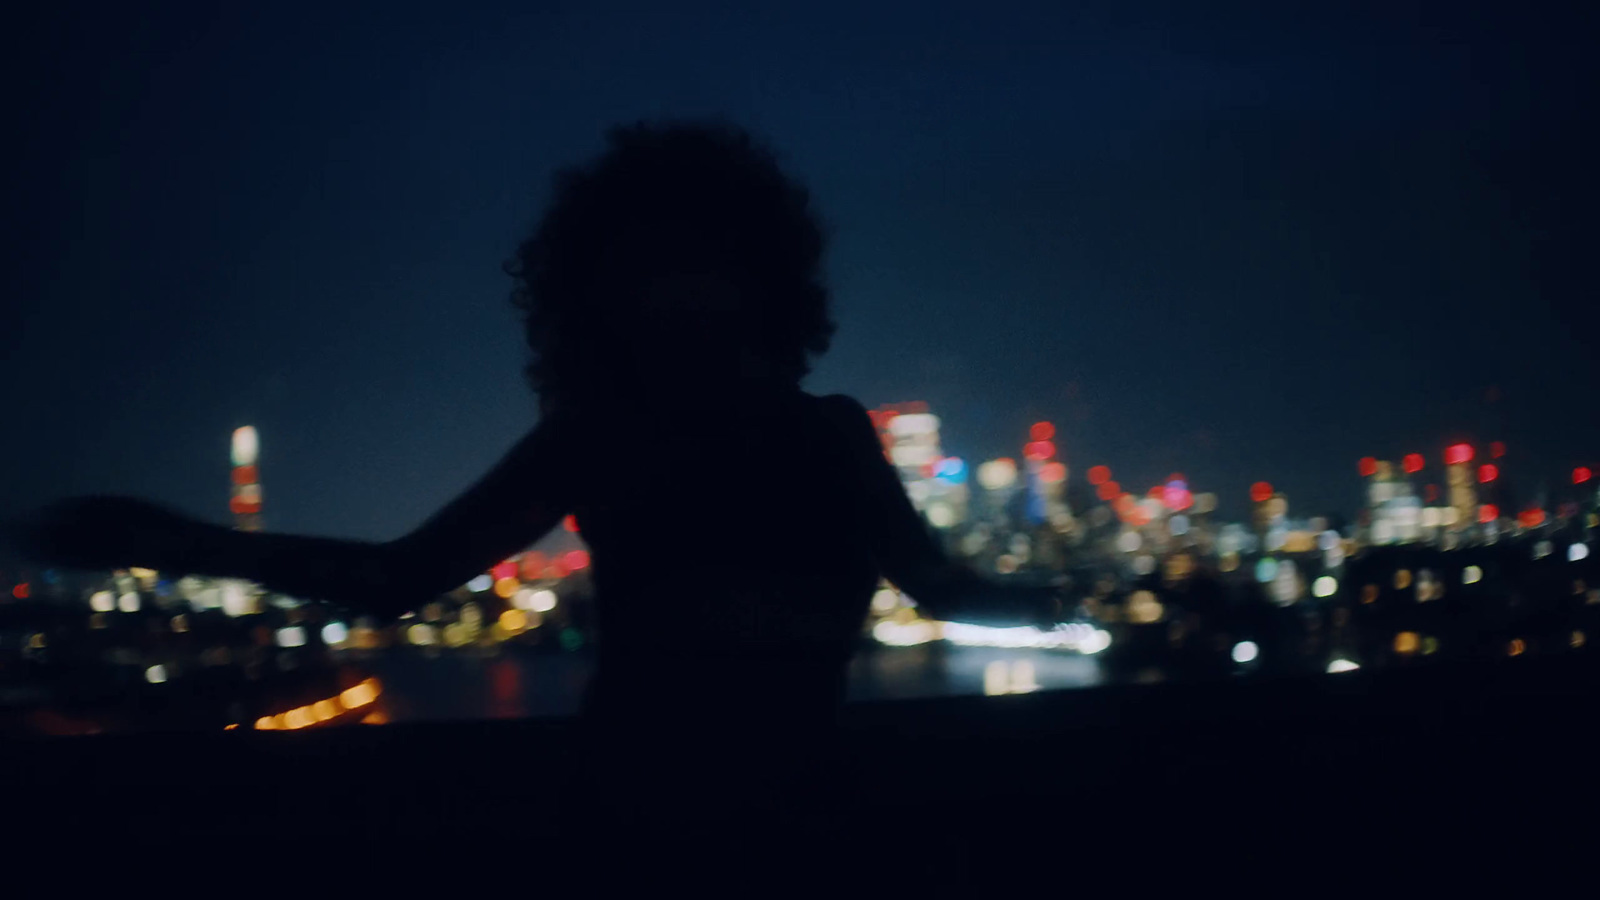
[[3, 495, 202, 573]]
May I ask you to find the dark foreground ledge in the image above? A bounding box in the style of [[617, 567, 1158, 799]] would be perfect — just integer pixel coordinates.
[[10, 654, 1599, 871]]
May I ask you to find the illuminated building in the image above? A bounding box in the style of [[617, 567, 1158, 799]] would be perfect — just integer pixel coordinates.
[[231, 426, 262, 533], [872, 403, 967, 529], [1367, 461, 1421, 545], [1444, 444, 1477, 532]]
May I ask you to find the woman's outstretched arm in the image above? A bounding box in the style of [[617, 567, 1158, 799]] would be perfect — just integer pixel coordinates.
[[6, 415, 582, 619], [820, 395, 1062, 627]]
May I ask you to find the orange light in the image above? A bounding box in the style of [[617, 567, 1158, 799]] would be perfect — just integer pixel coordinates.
[[1250, 482, 1273, 504], [544, 562, 570, 580], [1039, 462, 1066, 484], [519, 553, 547, 580], [1087, 465, 1111, 486], [1359, 457, 1378, 477], [1445, 444, 1473, 466], [563, 550, 590, 571], [229, 496, 249, 516], [1577, 467, 1594, 485], [1490, 441, 1506, 459], [12, 583, 29, 600], [1023, 441, 1055, 461], [1030, 422, 1055, 442], [1479, 504, 1499, 524], [1479, 464, 1498, 483], [1147, 486, 1164, 500], [564, 515, 580, 533], [1519, 509, 1545, 529], [1508, 639, 1526, 657], [232, 465, 258, 485], [1403, 453, 1425, 474]]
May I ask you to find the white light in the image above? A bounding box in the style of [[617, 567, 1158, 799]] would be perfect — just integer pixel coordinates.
[[1324, 546, 1346, 569], [891, 444, 940, 468], [994, 555, 1019, 574], [1327, 659, 1360, 674], [275, 626, 306, 648], [1117, 531, 1142, 553], [927, 502, 956, 529], [1131, 554, 1155, 576], [872, 619, 936, 646], [976, 459, 1018, 491], [407, 623, 438, 646], [1312, 576, 1338, 598], [1232, 641, 1259, 664], [321, 622, 348, 645], [1534, 541, 1553, 560], [529, 589, 557, 613], [232, 426, 259, 467], [1009, 659, 1039, 693], [871, 588, 900, 614], [221, 580, 250, 617], [983, 660, 1010, 696], [512, 588, 537, 611], [1139, 498, 1164, 520], [1571, 544, 1591, 562], [942, 622, 1078, 650], [1463, 566, 1483, 585], [466, 574, 493, 593], [1441, 507, 1460, 526], [145, 665, 168, 684], [1079, 629, 1112, 655], [1272, 562, 1300, 605], [1318, 530, 1341, 551], [117, 592, 140, 613], [89, 591, 115, 612], [1169, 515, 1190, 536], [887, 413, 939, 437], [1420, 508, 1441, 528]]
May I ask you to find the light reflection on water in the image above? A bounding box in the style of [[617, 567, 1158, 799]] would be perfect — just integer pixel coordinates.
[[366, 645, 1108, 723]]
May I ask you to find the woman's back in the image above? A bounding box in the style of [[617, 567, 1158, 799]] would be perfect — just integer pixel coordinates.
[[569, 385, 882, 731]]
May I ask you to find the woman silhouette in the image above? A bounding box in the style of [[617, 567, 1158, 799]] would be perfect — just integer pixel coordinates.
[[7, 120, 1063, 838]]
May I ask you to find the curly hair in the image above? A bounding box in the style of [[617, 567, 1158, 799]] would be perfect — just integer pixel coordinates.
[[505, 119, 836, 415]]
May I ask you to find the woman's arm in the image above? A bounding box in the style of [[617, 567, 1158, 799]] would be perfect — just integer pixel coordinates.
[[8, 415, 582, 619], [819, 395, 1061, 627]]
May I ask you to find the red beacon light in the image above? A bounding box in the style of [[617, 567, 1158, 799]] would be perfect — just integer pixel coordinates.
[[1479, 504, 1499, 524], [1250, 482, 1273, 504], [1087, 465, 1111, 486], [1403, 454, 1425, 474], [1359, 457, 1378, 477], [1445, 444, 1474, 466], [1576, 467, 1594, 485], [1030, 422, 1055, 442], [1478, 464, 1498, 484]]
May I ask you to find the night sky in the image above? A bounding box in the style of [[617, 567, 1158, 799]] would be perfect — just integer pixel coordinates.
[[5, 1, 1597, 544]]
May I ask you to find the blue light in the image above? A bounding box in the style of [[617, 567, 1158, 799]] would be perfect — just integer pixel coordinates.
[[935, 457, 968, 484]]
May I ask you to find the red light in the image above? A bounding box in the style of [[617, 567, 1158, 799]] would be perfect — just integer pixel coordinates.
[[1478, 464, 1498, 484], [1098, 481, 1121, 502], [1148, 486, 1164, 500], [1358, 457, 1378, 477], [1479, 504, 1499, 524], [1403, 454, 1425, 474], [563, 550, 590, 571], [1023, 441, 1055, 461], [519, 553, 546, 580], [12, 583, 28, 600], [544, 562, 570, 580], [1167, 473, 1185, 484], [1576, 467, 1594, 485], [232, 465, 258, 486], [1491, 441, 1506, 459], [1087, 465, 1111, 486], [491, 561, 518, 581], [1030, 422, 1055, 442], [1425, 484, 1440, 503], [229, 496, 249, 516], [563, 515, 580, 533], [1040, 462, 1066, 484], [1164, 487, 1193, 511], [1250, 482, 1273, 504], [1518, 509, 1545, 528], [1445, 444, 1473, 466]]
